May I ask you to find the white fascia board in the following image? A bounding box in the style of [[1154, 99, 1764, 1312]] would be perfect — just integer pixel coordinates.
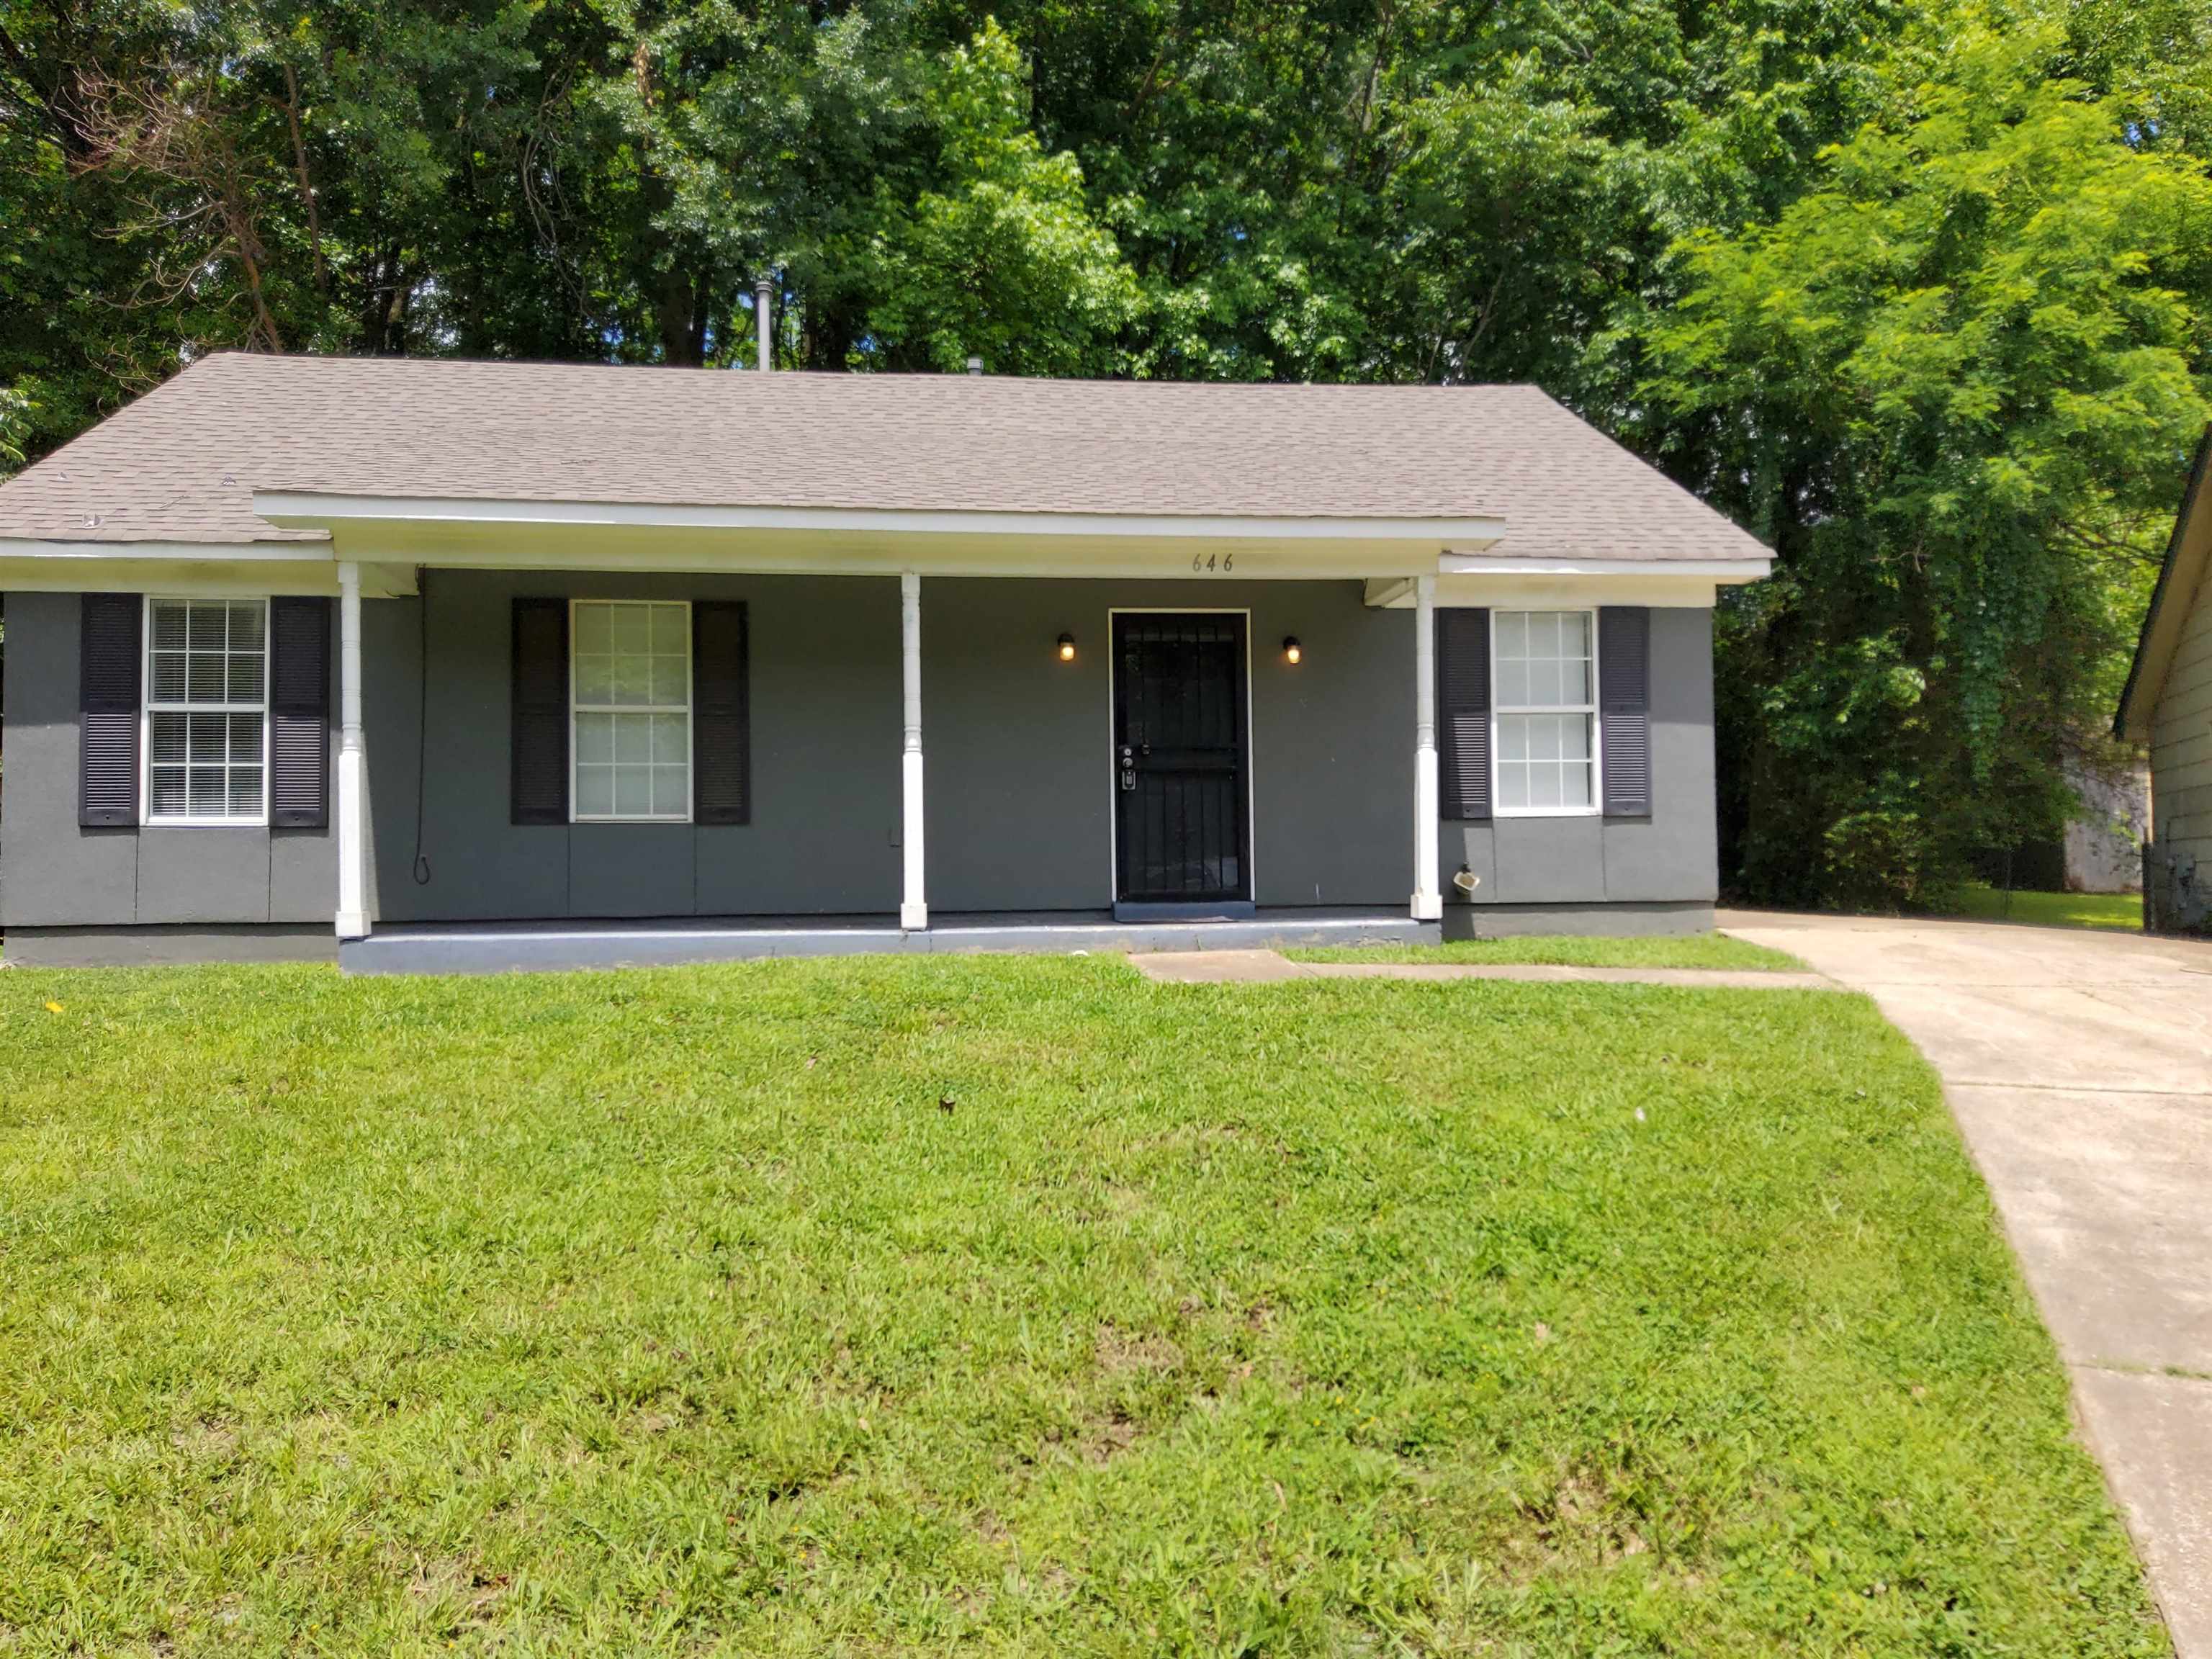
[[0, 536, 328, 562], [253, 491, 1507, 544], [1436, 555, 1771, 581]]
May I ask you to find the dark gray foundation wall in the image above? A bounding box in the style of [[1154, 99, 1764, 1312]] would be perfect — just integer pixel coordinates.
[[0, 590, 337, 930], [1439, 606, 1719, 915]]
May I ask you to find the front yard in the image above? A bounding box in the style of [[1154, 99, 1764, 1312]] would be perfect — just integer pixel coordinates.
[[0, 958, 2163, 1655]]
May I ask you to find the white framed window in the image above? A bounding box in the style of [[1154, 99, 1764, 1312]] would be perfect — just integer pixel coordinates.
[[144, 597, 269, 825], [1493, 609, 1600, 815], [572, 599, 692, 822]]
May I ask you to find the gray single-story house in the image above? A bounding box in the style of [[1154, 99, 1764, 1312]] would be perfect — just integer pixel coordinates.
[[0, 354, 1771, 970], [2118, 426, 2212, 933]]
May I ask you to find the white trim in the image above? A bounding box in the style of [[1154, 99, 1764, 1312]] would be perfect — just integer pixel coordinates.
[[1489, 608, 1602, 819], [0, 538, 326, 561], [336, 564, 369, 939], [568, 598, 695, 824], [1437, 556, 1769, 579], [253, 491, 1506, 544], [1411, 577, 1442, 920], [899, 572, 927, 931], [1104, 608, 1257, 908], [140, 595, 271, 828]]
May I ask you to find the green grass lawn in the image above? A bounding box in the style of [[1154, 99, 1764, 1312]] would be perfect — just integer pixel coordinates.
[[1949, 884, 2144, 932], [1286, 932, 1805, 970], [0, 959, 2162, 1656]]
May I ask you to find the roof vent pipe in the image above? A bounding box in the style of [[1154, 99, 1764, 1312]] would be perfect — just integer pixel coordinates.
[[967, 355, 984, 377], [755, 277, 773, 372]]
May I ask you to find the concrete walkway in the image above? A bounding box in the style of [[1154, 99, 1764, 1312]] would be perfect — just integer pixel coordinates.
[[1129, 948, 1837, 991], [1722, 909, 2212, 1655]]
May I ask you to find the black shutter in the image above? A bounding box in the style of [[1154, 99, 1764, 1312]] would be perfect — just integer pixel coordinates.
[[269, 596, 331, 828], [511, 597, 569, 825], [1599, 606, 1652, 817], [693, 600, 751, 824], [78, 593, 140, 827], [1437, 607, 1491, 822]]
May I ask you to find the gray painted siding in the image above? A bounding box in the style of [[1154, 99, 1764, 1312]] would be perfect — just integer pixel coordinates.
[[4, 582, 1721, 930], [0, 590, 337, 928], [1440, 606, 1718, 909]]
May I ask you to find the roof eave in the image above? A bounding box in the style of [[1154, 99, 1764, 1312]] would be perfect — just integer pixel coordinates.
[[2116, 426, 2212, 743]]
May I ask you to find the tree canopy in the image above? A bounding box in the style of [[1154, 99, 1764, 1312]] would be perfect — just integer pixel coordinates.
[[3, 0, 2206, 905]]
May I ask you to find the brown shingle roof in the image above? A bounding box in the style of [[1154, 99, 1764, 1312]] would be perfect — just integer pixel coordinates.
[[0, 352, 1770, 562]]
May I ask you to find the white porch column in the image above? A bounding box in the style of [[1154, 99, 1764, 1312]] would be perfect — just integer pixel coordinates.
[[1411, 575, 1443, 921], [899, 571, 928, 930], [335, 559, 370, 940]]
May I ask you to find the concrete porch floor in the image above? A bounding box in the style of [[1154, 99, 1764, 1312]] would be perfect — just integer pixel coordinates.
[[339, 908, 1437, 975]]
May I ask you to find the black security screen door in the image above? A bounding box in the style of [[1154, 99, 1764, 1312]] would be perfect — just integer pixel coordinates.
[[1112, 613, 1251, 904]]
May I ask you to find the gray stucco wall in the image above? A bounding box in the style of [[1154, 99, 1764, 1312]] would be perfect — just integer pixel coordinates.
[[0, 590, 336, 928], [3, 582, 1720, 930], [366, 570, 901, 922]]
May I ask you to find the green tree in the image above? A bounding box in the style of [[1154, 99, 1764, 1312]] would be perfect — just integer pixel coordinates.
[[1648, 11, 2212, 905]]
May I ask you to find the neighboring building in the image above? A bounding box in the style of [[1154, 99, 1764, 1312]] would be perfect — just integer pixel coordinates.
[[2117, 428, 2212, 933], [2062, 755, 2148, 895], [0, 354, 1771, 970]]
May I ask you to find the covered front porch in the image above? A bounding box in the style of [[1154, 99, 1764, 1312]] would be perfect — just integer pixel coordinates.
[[259, 492, 1738, 961]]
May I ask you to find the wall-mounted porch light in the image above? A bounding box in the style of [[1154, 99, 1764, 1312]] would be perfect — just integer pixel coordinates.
[[1282, 635, 1303, 665], [1058, 632, 1076, 662]]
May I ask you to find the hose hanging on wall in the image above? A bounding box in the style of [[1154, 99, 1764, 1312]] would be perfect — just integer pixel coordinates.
[[412, 567, 433, 886]]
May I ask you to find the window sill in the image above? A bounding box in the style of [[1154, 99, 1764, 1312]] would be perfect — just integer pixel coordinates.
[[571, 817, 695, 826], [143, 818, 271, 830]]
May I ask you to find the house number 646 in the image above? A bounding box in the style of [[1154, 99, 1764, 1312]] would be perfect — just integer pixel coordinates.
[[1191, 553, 1234, 572]]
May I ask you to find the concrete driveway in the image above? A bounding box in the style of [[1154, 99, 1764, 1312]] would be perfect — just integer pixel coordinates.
[[1723, 910, 2212, 1654]]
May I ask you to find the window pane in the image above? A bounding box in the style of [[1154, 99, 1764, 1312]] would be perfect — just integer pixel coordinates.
[[187, 651, 226, 703], [573, 603, 611, 655], [1497, 762, 1529, 809], [1560, 611, 1591, 658], [187, 604, 225, 650], [188, 767, 226, 814], [576, 712, 613, 765], [648, 653, 688, 706], [652, 765, 687, 816], [609, 652, 651, 705], [230, 713, 263, 763], [1560, 655, 1591, 704], [1530, 761, 1563, 809], [574, 652, 612, 705], [1496, 657, 1529, 706], [150, 766, 188, 816], [228, 603, 264, 652], [1496, 611, 1527, 659], [1530, 716, 1560, 761], [153, 603, 187, 650], [151, 711, 188, 764], [651, 714, 687, 763], [229, 765, 264, 815], [610, 605, 650, 655], [613, 765, 652, 818], [188, 714, 225, 763], [228, 651, 261, 701], [151, 651, 186, 701], [1498, 715, 1527, 762], [1561, 757, 1593, 808], [576, 765, 615, 818], [1560, 715, 1591, 761], [651, 603, 688, 655]]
